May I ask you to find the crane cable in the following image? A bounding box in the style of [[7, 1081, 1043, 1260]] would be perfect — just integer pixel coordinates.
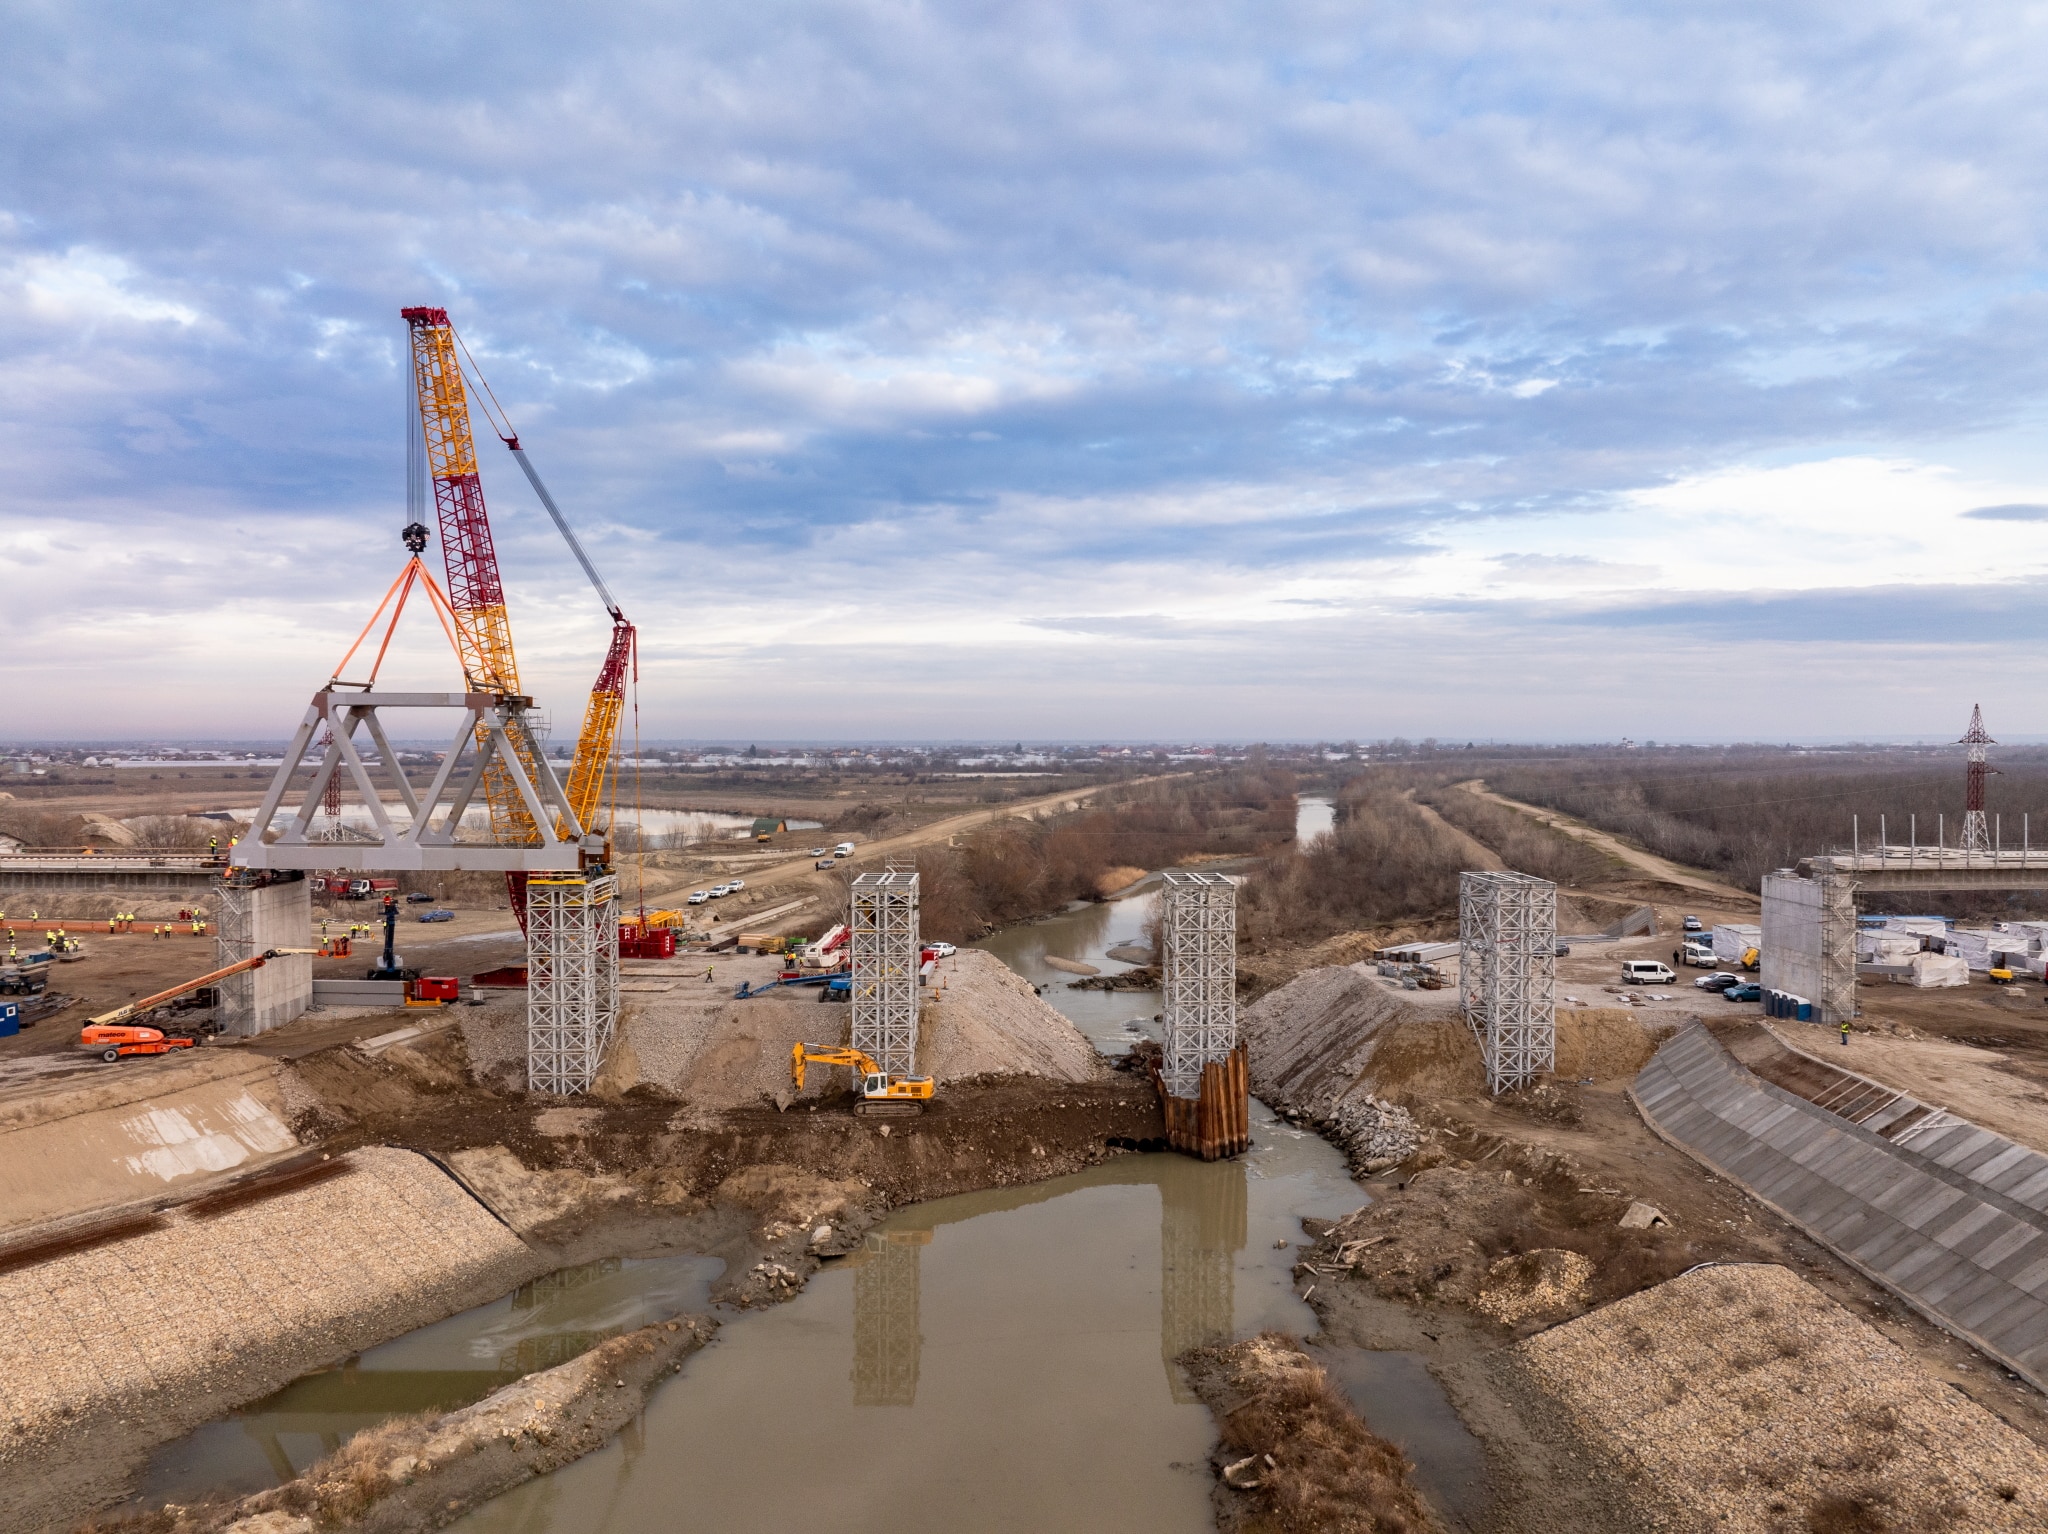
[[444, 322, 640, 872]]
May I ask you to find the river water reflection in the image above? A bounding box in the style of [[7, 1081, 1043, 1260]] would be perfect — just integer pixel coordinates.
[[453, 1110, 1361, 1534]]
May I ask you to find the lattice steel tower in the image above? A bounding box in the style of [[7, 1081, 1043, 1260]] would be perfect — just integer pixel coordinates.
[[850, 870, 921, 1077], [1160, 871, 1238, 1098], [1960, 703, 1995, 855], [1459, 871, 1557, 1094], [527, 871, 620, 1094]]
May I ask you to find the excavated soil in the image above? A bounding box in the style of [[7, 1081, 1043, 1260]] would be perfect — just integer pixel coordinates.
[[1508, 1264, 2048, 1532], [464, 950, 1104, 1127]]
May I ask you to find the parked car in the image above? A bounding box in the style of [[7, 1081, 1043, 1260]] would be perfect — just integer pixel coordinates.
[[687, 890, 709, 905], [1724, 983, 1762, 1003], [815, 858, 836, 870], [416, 908, 454, 923], [1683, 915, 1703, 932], [1621, 960, 1676, 985], [405, 891, 436, 904], [1683, 947, 1717, 967], [1553, 941, 1571, 957], [808, 847, 828, 856], [728, 879, 745, 892], [709, 884, 732, 898], [928, 941, 956, 958], [1694, 971, 1740, 991]]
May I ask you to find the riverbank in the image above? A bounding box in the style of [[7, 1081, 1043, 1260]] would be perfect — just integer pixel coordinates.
[[6, 948, 1163, 1533], [1242, 962, 2048, 1530]]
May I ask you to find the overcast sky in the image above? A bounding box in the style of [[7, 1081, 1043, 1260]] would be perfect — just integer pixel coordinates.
[[6, 1, 2048, 743]]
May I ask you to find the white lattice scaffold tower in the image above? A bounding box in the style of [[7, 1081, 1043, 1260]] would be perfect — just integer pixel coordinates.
[[850, 870, 920, 1077], [1458, 870, 1556, 1095], [528, 871, 620, 1094], [1161, 871, 1238, 1099]]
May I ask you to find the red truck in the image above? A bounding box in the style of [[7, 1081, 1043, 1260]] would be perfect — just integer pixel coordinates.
[[333, 878, 399, 900]]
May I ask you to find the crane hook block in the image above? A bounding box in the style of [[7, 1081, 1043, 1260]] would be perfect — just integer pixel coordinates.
[[402, 521, 429, 553]]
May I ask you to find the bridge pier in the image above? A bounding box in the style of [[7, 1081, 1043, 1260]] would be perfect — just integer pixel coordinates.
[[215, 874, 313, 1036]]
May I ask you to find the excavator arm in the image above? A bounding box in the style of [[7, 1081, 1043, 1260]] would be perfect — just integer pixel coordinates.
[[790, 1042, 879, 1093]]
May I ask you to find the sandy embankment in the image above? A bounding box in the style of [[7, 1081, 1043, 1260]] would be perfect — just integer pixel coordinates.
[[199, 1317, 718, 1534], [0, 1051, 302, 1234], [1507, 1263, 2048, 1531], [0, 1147, 538, 1534]]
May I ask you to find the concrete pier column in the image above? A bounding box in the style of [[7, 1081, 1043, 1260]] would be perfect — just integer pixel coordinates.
[[214, 874, 313, 1036]]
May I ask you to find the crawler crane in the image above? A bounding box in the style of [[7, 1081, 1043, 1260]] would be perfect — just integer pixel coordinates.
[[401, 307, 637, 923]]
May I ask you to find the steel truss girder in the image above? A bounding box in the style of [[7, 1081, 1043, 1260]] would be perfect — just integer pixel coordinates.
[[527, 871, 620, 1095], [232, 690, 596, 872], [850, 871, 920, 1078], [1459, 870, 1557, 1095], [1161, 871, 1237, 1099]]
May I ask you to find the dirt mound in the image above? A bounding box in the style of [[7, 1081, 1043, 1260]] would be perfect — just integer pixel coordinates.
[[459, 950, 1106, 1124], [1553, 1008, 1666, 1082], [1509, 1263, 2048, 1531], [1241, 965, 1482, 1115]]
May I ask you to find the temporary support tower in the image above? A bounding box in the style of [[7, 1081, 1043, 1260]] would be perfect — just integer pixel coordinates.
[[527, 871, 620, 1094], [1458, 870, 1557, 1094], [850, 870, 920, 1077], [1155, 871, 1250, 1160]]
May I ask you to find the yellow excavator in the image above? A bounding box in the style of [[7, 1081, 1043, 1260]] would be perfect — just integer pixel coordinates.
[[789, 1043, 935, 1113]]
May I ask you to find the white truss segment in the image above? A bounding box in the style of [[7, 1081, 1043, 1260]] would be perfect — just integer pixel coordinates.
[[233, 689, 595, 872], [1161, 871, 1238, 1099], [528, 872, 620, 1095], [850, 870, 920, 1077], [1459, 870, 1557, 1095]]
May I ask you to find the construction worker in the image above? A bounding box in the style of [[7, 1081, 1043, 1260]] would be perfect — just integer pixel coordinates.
[[1840, 1020, 1852, 1047], [704, 965, 715, 984], [192, 919, 203, 936], [153, 923, 162, 940]]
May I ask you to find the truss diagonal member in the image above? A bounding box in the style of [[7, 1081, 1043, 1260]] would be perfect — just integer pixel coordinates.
[[235, 691, 593, 873]]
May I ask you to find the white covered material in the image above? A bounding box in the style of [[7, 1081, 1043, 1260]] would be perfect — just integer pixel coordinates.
[[1858, 931, 1923, 963], [1713, 924, 1762, 963], [1909, 952, 1969, 988], [1946, 929, 1997, 971], [1884, 917, 1948, 940]]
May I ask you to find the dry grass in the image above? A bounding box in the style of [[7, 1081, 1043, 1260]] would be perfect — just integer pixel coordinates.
[[1185, 1332, 1439, 1534]]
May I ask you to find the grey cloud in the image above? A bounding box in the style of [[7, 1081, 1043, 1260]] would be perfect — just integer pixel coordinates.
[[7, 3, 2048, 734], [1962, 504, 2048, 522]]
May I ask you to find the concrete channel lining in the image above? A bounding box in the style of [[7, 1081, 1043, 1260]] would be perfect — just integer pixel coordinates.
[[1631, 1023, 2048, 1393]]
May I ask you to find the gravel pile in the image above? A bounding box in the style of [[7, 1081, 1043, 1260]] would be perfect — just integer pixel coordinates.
[[0, 1147, 530, 1482], [1509, 1263, 2048, 1531], [918, 950, 1105, 1085], [596, 950, 1100, 1123]]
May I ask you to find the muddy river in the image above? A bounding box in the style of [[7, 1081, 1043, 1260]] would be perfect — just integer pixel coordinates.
[[140, 817, 1491, 1529]]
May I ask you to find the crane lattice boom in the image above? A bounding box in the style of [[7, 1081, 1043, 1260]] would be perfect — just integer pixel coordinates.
[[401, 305, 546, 853]]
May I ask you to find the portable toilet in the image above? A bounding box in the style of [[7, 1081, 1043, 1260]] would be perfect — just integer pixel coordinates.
[[0, 1001, 17, 1037], [1796, 1000, 1814, 1023]]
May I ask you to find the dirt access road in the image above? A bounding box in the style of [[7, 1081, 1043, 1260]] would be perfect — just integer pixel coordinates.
[[1455, 778, 1755, 904]]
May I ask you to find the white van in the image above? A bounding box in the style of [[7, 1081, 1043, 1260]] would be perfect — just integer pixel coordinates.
[[1622, 960, 1676, 985], [833, 842, 856, 858]]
